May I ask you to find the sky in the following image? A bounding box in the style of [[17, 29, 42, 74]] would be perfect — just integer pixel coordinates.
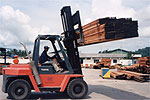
[[0, 0, 150, 53]]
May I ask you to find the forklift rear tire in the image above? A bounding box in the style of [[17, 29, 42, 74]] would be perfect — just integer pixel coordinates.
[[7, 79, 31, 100], [67, 78, 88, 99]]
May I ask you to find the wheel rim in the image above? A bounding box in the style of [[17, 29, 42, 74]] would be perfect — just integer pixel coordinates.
[[73, 85, 83, 94], [15, 86, 25, 96]]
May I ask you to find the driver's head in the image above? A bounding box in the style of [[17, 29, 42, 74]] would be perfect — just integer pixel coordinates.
[[44, 46, 49, 52]]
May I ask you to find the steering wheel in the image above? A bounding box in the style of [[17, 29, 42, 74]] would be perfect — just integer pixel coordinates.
[[55, 54, 63, 63]]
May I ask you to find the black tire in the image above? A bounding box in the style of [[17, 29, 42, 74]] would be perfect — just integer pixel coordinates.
[[67, 78, 88, 99], [7, 79, 31, 100]]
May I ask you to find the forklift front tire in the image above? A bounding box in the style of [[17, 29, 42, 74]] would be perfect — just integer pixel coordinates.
[[7, 79, 31, 100], [67, 78, 88, 99]]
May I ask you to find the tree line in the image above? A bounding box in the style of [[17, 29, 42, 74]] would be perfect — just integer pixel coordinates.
[[99, 47, 150, 57], [134, 47, 150, 57], [6, 49, 28, 57], [0, 49, 31, 57]]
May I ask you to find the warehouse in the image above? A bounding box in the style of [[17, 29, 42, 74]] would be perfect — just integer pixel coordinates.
[[80, 50, 142, 67], [80, 53, 125, 67]]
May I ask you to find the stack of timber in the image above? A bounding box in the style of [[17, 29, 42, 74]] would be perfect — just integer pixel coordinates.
[[79, 17, 138, 46], [0, 63, 10, 75], [0, 64, 5, 75], [118, 65, 150, 74], [114, 64, 123, 68], [116, 57, 150, 74], [81, 64, 84, 68], [85, 64, 89, 68], [0, 65, 2, 75], [111, 70, 149, 82], [111, 63, 150, 82], [110, 71, 126, 79], [119, 70, 149, 82], [93, 58, 111, 69], [101, 59, 111, 67], [90, 64, 94, 69], [138, 56, 150, 66]]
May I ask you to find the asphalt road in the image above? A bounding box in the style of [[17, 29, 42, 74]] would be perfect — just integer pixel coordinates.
[[0, 68, 150, 100]]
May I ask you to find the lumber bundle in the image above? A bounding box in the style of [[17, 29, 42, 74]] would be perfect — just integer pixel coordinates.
[[90, 64, 94, 69], [120, 65, 150, 74], [0, 66, 2, 75], [93, 58, 111, 69], [81, 64, 84, 68], [119, 70, 149, 82], [115, 62, 150, 74], [110, 70, 149, 82], [138, 56, 150, 66], [116, 57, 150, 74], [0, 63, 10, 75], [111, 61, 150, 82], [101, 58, 111, 67], [79, 17, 138, 46], [110, 71, 125, 79], [0, 64, 5, 75]]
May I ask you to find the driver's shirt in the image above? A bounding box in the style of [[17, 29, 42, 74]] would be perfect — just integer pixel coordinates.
[[39, 51, 53, 64]]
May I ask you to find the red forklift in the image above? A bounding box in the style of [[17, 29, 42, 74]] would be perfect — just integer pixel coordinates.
[[2, 6, 88, 99]]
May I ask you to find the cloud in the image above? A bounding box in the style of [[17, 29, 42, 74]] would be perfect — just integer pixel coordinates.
[[136, 5, 150, 37], [92, 0, 136, 18], [91, 0, 150, 38], [0, 1, 149, 53], [0, 5, 51, 48]]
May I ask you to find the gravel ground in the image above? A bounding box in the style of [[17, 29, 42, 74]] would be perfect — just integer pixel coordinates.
[[0, 68, 150, 100]]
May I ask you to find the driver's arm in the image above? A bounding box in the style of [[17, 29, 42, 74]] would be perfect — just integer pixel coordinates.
[[51, 55, 56, 59], [46, 53, 56, 60]]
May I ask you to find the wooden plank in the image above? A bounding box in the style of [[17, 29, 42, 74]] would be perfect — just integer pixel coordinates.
[[83, 24, 105, 33], [119, 70, 149, 77], [111, 71, 126, 79], [110, 72, 117, 78], [82, 19, 99, 29]]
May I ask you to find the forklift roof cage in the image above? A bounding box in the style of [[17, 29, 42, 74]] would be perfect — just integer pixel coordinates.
[[32, 35, 74, 74]]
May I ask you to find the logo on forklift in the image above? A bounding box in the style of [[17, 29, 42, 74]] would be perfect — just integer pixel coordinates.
[[41, 68, 49, 71], [47, 77, 53, 81]]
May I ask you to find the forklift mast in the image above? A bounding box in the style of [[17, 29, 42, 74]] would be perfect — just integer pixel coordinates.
[[61, 6, 83, 74]]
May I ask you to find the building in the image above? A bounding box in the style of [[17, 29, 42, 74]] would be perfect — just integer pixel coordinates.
[[106, 49, 129, 56], [80, 49, 142, 67], [79, 53, 126, 66], [48, 49, 142, 67], [106, 49, 142, 64]]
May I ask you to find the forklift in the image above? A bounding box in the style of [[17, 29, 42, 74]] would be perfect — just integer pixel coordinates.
[[2, 6, 88, 99]]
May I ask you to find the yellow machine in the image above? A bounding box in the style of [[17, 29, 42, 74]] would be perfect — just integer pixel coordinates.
[[100, 68, 110, 78]]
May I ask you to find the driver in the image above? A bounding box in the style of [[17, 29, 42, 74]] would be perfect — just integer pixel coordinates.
[[39, 46, 61, 72], [39, 46, 56, 64]]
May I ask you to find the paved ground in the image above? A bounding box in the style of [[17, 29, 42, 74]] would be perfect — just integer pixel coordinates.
[[0, 68, 150, 100]]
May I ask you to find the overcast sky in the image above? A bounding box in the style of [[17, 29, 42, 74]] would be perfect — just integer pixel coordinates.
[[0, 0, 150, 53]]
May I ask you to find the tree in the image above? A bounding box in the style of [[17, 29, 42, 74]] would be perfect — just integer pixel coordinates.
[[98, 47, 150, 57], [102, 50, 109, 53], [134, 47, 150, 57], [127, 51, 132, 59], [98, 51, 101, 53]]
